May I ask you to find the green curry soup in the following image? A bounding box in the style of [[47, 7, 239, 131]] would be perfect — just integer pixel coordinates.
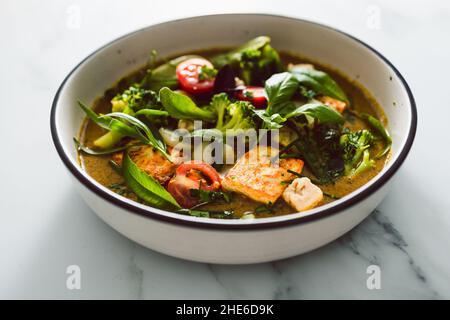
[[77, 37, 390, 219]]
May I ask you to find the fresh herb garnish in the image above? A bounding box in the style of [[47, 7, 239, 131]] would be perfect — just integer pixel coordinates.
[[122, 152, 180, 209], [189, 188, 232, 203], [198, 65, 218, 81]]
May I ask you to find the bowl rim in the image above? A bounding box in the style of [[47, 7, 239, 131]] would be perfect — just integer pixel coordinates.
[[50, 13, 417, 230]]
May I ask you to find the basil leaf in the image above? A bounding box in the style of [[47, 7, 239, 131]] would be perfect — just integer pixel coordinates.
[[252, 109, 286, 129], [142, 55, 202, 91], [102, 112, 170, 159], [289, 66, 349, 104], [211, 36, 270, 68], [78, 101, 144, 140], [285, 102, 344, 125], [123, 152, 180, 209], [265, 72, 299, 115], [159, 87, 216, 121]]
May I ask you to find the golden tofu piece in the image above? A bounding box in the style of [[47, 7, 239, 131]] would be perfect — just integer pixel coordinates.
[[222, 146, 304, 204], [113, 146, 176, 185]]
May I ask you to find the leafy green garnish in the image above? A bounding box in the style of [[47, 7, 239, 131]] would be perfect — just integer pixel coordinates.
[[78, 101, 170, 159], [189, 188, 232, 204], [122, 152, 180, 209], [285, 102, 344, 125], [289, 65, 349, 104], [198, 65, 218, 81], [159, 87, 216, 121], [347, 110, 392, 158], [211, 36, 270, 68], [265, 72, 299, 115], [101, 112, 169, 160]]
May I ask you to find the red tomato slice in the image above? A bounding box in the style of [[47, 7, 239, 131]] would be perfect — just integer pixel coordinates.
[[176, 58, 215, 94], [167, 161, 221, 208], [235, 86, 267, 108]]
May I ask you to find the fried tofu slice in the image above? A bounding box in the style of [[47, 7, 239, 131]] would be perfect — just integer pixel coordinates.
[[282, 177, 323, 212], [316, 95, 347, 113], [222, 146, 304, 204], [112, 145, 177, 185]]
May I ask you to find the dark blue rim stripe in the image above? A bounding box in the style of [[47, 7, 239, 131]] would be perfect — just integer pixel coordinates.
[[50, 14, 417, 230]]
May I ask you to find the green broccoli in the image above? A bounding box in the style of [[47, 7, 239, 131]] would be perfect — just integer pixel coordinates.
[[340, 129, 375, 176], [210, 93, 230, 129], [94, 84, 161, 149]]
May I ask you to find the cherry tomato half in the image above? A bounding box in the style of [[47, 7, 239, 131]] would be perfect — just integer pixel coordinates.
[[235, 86, 267, 108], [167, 161, 221, 208], [176, 58, 215, 94]]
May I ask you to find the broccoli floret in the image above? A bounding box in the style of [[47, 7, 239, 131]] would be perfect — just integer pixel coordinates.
[[239, 45, 282, 85], [211, 93, 230, 129], [340, 129, 375, 176], [221, 101, 255, 131], [211, 94, 255, 131], [351, 149, 375, 177], [111, 84, 159, 113], [94, 84, 160, 149]]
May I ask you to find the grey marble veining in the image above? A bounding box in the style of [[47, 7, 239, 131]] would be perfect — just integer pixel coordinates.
[[1, 0, 449, 299]]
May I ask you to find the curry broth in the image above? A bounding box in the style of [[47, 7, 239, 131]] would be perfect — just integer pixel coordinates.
[[79, 49, 389, 218]]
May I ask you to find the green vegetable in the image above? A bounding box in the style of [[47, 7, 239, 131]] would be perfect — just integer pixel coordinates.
[[211, 36, 282, 85], [340, 129, 374, 176], [212, 36, 270, 68], [265, 72, 299, 115], [289, 65, 349, 104], [361, 113, 392, 158], [219, 101, 255, 131], [285, 102, 344, 125], [159, 87, 216, 121], [351, 149, 375, 176], [134, 109, 169, 117], [252, 109, 285, 129], [141, 55, 202, 91], [189, 188, 232, 204], [198, 65, 218, 81], [78, 101, 170, 159], [210, 93, 230, 129], [73, 137, 128, 155], [123, 152, 180, 209], [289, 121, 344, 183], [101, 112, 169, 160], [111, 84, 160, 113]]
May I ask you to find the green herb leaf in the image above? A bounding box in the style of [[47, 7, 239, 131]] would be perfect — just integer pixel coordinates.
[[101, 112, 170, 160], [123, 152, 180, 209], [285, 102, 344, 125], [159, 87, 216, 121], [252, 109, 286, 129], [265, 72, 299, 115], [289, 65, 349, 104], [211, 36, 270, 68]]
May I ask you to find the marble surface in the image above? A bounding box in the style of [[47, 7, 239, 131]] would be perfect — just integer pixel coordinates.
[[1, 0, 449, 299]]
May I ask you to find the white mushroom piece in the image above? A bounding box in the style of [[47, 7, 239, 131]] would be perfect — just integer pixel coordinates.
[[282, 177, 323, 212]]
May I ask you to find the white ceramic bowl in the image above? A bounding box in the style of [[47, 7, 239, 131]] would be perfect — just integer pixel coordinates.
[[51, 14, 416, 264]]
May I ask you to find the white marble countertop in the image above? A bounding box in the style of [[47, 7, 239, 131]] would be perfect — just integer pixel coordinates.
[[1, 0, 449, 299]]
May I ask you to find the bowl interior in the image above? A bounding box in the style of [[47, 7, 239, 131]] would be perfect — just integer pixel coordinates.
[[53, 14, 415, 225]]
